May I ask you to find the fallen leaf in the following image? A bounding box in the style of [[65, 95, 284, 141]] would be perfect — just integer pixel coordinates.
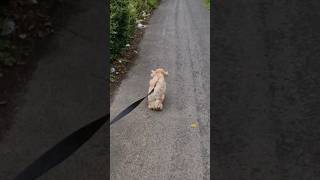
[[191, 123, 197, 128]]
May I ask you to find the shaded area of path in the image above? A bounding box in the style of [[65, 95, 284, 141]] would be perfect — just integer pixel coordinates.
[[212, 1, 320, 179], [0, 0, 108, 179]]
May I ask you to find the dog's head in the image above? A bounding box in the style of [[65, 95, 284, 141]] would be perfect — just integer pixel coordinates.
[[151, 68, 168, 77]]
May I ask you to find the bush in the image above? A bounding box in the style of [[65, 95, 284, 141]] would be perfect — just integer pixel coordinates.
[[204, 0, 210, 9], [110, 0, 159, 60]]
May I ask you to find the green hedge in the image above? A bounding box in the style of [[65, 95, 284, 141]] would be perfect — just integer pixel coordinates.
[[110, 0, 159, 60], [205, 0, 210, 9]]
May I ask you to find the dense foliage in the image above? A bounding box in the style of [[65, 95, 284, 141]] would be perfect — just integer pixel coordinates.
[[110, 0, 159, 60], [204, 0, 210, 9]]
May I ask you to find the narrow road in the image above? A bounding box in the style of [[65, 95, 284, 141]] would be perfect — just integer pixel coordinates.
[[110, 0, 210, 180], [0, 0, 107, 179]]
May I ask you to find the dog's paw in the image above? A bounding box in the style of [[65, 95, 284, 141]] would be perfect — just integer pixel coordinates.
[[148, 100, 164, 111], [154, 100, 163, 111], [148, 101, 156, 110], [148, 101, 153, 110]]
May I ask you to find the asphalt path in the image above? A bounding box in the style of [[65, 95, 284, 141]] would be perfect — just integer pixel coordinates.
[[110, 0, 210, 179], [0, 0, 108, 179], [212, 1, 320, 179]]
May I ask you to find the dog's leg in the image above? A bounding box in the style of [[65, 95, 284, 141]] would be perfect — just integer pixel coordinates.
[[159, 102, 163, 110], [155, 99, 162, 111], [157, 95, 164, 110], [148, 91, 156, 110], [148, 100, 152, 109], [148, 100, 157, 110], [161, 94, 165, 103]]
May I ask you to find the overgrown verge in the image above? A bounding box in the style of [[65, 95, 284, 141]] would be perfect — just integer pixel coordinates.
[[0, 0, 59, 138], [204, 0, 210, 10], [0, 0, 54, 78], [110, 0, 160, 98], [110, 0, 159, 60]]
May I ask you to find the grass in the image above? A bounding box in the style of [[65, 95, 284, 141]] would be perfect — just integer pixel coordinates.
[[204, 0, 210, 10]]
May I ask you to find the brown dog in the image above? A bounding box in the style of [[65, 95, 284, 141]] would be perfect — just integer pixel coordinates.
[[147, 68, 168, 111]]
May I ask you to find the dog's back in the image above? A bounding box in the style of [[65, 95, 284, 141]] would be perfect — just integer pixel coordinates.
[[147, 68, 168, 111]]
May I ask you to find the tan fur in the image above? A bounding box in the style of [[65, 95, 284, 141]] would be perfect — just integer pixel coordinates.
[[147, 68, 168, 111]]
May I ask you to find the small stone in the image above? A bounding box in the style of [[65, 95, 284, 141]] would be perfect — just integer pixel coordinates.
[[19, 34, 27, 39], [44, 22, 52, 26], [37, 31, 45, 38], [142, 11, 149, 17], [28, 25, 35, 31], [137, 23, 146, 29], [111, 67, 115, 73], [1, 19, 15, 36], [30, 0, 38, 4], [122, 59, 129, 63], [17, 61, 26, 65], [126, 44, 130, 47], [136, 19, 143, 24]]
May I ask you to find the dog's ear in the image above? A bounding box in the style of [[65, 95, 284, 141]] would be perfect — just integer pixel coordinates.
[[151, 70, 155, 77]]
